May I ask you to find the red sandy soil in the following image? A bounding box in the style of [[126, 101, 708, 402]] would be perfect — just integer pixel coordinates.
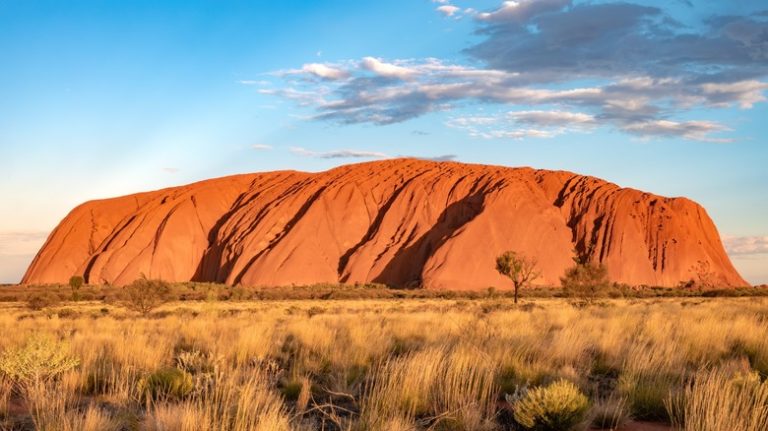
[[23, 158, 746, 290]]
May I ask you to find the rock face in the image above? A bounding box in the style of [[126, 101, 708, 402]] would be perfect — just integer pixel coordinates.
[[23, 159, 747, 289]]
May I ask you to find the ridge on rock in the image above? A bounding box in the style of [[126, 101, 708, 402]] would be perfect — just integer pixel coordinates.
[[22, 159, 747, 290]]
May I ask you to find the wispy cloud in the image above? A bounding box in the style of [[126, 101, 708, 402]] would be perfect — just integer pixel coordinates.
[[724, 235, 768, 255], [508, 110, 596, 127], [622, 120, 732, 143], [277, 63, 351, 81], [476, 0, 570, 23], [254, 1, 767, 142], [162, 167, 179, 174], [360, 57, 417, 80], [251, 144, 273, 150], [436, 5, 461, 17], [446, 109, 596, 140], [289, 147, 389, 159], [0, 231, 49, 256], [415, 154, 458, 161], [259, 56, 753, 140], [238, 79, 271, 86]]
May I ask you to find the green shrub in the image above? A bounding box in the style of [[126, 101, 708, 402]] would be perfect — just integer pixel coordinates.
[[140, 368, 194, 400], [69, 275, 84, 300], [513, 379, 590, 431], [122, 276, 171, 315], [0, 335, 79, 387], [619, 373, 678, 421], [279, 378, 304, 401], [561, 262, 610, 302]]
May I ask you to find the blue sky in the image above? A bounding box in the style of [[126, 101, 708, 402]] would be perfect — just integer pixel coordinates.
[[1, 0, 767, 284]]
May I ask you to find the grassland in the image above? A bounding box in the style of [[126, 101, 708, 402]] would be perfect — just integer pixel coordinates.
[[0, 293, 767, 430]]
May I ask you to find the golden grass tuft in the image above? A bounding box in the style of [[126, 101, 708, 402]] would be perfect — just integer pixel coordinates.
[[667, 366, 768, 431]]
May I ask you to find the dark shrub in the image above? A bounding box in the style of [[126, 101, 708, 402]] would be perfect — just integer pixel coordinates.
[[140, 368, 194, 400], [25, 292, 61, 311], [561, 263, 610, 302]]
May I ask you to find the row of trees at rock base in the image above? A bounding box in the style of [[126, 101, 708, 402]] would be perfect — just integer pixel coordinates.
[[40, 252, 726, 313], [27, 274, 173, 315], [496, 250, 610, 304]]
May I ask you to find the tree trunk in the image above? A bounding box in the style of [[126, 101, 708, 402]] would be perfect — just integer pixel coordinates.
[[514, 282, 519, 304]]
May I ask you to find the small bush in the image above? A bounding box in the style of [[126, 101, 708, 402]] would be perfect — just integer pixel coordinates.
[[122, 276, 172, 315], [561, 262, 610, 302], [513, 379, 590, 431], [140, 368, 194, 400], [0, 335, 79, 387], [25, 292, 61, 311], [69, 275, 84, 301], [279, 378, 304, 401]]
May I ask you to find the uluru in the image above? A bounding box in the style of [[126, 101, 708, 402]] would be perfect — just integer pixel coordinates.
[[22, 159, 746, 290]]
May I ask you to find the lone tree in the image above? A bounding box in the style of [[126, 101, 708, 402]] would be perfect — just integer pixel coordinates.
[[560, 261, 610, 303], [123, 275, 172, 316], [68, 275, 84, 301], [496, 251, 541, 304]]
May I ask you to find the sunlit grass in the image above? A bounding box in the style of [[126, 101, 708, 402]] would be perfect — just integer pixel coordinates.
[[0, 297, 765, 430]]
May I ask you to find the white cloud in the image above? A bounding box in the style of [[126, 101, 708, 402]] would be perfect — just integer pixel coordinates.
[[701, 80, 768, 109], [261, 53, 764, 140], [360, 57, 416, 80], [437, 5, 461, 17], [251, 144, 273, 150], [446, 115, 561, 140], [420, 154, 457, 161], [162, 167, 180, 174], [477, 0, 570, 23], [447, 116, 498, 127], [621, 120, 731, 142], [255, 1, 768, 143], [289, 147, 389, 159], [300, 63, 350, 80], [446, 109, 596, 140], [723, 236, 768, 255], [507, 110, 595, 127], [483, 129, 559, 139], [273, 63, 350, 81], [257, 87, 330, 107]]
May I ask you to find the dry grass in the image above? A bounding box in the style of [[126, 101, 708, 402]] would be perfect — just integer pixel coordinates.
[[667, 365, 768, 431], [0, 297, 765, 430]]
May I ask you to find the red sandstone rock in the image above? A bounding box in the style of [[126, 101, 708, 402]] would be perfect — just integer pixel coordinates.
[[22, 159, 747, 289]]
